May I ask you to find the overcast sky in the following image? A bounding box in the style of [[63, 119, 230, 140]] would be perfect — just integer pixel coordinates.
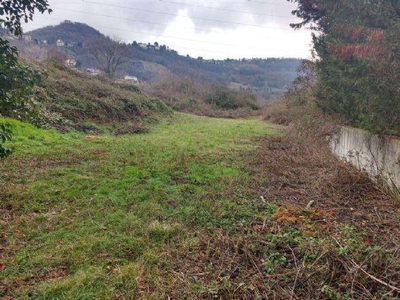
[[22, 0, 313, 60]]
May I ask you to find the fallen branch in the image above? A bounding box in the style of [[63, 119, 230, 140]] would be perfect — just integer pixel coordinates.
[[348, 259, 400, 293], [289, 246, 301, 300], [332, 236, 400, 293]]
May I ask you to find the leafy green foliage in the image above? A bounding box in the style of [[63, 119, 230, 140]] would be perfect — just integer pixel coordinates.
[[0, 0, 51, 158], [0, 123, 12, 158], [0, 58, 43, 119], [0, 0, 52, 36], [0, 54, 42, 155], [289, 0, 400, 135]]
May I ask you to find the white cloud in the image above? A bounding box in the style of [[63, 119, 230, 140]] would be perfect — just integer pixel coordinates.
[[159, 9, 311, 59], [22, 0, 313, 59]]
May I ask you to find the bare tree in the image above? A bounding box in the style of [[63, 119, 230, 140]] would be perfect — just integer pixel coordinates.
[[86, 36, 130, 78], [46, 48, 68, 66]]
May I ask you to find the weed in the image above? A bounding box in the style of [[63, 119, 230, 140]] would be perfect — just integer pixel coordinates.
[[263, 252, 288, 274]]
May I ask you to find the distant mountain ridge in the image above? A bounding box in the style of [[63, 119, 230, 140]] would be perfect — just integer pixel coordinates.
[[26, 21, 302, 102], [28, 20, 103, 45]]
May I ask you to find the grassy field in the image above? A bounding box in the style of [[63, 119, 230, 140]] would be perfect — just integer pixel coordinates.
[[0, 114, 283, 299], [1, 113, 399, 299]]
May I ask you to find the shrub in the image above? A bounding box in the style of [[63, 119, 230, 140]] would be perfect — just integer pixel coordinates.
[[145, 76, 260, 118]]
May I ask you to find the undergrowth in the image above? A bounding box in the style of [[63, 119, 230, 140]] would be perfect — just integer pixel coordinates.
[[260, 60, 400, 299], [145, 76, 260, 119], [11, 61, 171, 134]]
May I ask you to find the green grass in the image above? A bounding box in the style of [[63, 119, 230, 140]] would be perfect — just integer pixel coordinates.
[[0, 113, 283, 299]]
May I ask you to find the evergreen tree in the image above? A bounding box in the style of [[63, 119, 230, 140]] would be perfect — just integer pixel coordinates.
[[289, 0, 400, 135]]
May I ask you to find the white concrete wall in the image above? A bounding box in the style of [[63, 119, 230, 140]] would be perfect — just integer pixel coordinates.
[[330, 126, 400, 189]]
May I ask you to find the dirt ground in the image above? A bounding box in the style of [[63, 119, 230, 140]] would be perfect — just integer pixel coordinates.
[[253, 134, 399, 239], [248, 133, 400, 299]]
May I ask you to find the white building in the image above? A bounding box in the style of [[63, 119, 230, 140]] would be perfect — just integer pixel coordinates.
[[86, 68, 102, 76], [56, 39, 65, 47], [65, 59, 77, 67], [124, 75, 139, 84], [22, 35, 32, 42], [138, 43, 147, 50]]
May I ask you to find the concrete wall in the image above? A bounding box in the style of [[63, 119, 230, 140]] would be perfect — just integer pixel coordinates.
[[330, 126, 400, 189]]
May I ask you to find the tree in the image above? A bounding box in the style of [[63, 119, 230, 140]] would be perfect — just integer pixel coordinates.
[[0, 0, 51, 158], [86, 36, 130, 78], [46, 47, 68, 66], [0, 0, 52, 36], [289, 0, 400, 135]]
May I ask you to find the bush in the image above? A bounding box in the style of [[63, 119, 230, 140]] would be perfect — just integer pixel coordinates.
[[205, 85, 259, 110], [263, 60, 337, 137], [145, 76, 260, 118]]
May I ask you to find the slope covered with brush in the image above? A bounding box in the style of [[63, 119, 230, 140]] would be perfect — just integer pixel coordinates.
[[33, 62, 170, 133]]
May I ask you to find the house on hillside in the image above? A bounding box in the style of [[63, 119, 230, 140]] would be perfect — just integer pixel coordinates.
[[124, 75, 139, 84], [22, 34, 32, 42], [56, 39, 65, 47], [67, 42, 78, 48], [65, 59, 77, 68], [86, 68, 102, 76], [138, 43, 147, 50]]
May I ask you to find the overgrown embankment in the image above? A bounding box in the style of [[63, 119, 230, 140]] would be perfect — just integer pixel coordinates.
[[32, 63, 171, 133]]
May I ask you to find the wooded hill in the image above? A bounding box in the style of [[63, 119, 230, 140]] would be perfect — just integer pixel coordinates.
[[25, 21, 301, 102]]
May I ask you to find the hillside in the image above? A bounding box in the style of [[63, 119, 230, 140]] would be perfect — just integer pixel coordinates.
[[31, 62, 171, 133], [25, 21, 301, 102], [28, 21, 103, 45], [125, 46, 300, 101]]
